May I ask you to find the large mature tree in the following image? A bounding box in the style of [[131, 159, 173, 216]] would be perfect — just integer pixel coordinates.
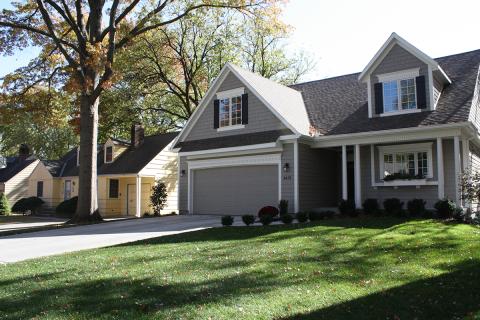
[[0, 0, 271, 222], [98, 2, 313, 136]]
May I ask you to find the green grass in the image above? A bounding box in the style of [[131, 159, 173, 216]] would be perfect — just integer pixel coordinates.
[[1, 217, 480, 319]]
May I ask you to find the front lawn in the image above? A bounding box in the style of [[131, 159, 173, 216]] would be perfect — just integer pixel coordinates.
[[0, 218, 479, 319]]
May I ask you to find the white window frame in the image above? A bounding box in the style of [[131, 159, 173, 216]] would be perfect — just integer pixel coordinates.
[[377, 68, 420, 116], [105, 145, 113, 163], [378, 142, 433, 180], [216, 87, 245, 131]]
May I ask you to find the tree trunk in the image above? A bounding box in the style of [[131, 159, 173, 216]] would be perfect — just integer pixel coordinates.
[[69, 93, 102, 223]]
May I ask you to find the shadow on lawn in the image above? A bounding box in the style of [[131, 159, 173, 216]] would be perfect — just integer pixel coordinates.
[[282, 260, 480, 320], [122, 217, 409, 247]]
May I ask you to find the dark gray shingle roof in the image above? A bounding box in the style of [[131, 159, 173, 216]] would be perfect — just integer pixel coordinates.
[[290, 49, 480, 135], [0, 157, 37, 183], [52, 132, 177, 177], [177, 130, 291, 152]]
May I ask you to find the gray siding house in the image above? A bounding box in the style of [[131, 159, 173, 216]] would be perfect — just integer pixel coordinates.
[[172, 33, 480, 215]]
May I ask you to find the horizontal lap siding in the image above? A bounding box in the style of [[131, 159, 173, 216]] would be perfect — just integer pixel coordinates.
[[469, 146, 480, 210], [184, 72, 290, 141], [140, 147, 178, 213], [298, 144, 338, 211], [281, 144, 295, 212], [178, 156, 188, 213], [361, 145, 438, 208], [370, 44, 430, 113], [5, 161, 39, 206]]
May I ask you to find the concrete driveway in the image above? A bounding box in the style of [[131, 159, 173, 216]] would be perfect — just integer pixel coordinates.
[[0, 215, 220, 263]]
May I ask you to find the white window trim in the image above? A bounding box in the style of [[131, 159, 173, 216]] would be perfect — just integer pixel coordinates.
[[376, 68, 420, 82], [377, 142, 433, 180], [217, 124, 245, 132], [216, 87, 245, 131], [216, 87, 244, 99], [381, 76, 418, 116], [104, 145, 114, 164]]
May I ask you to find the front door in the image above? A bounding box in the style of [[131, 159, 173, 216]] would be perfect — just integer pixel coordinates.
[[64, 180, 72, 200]]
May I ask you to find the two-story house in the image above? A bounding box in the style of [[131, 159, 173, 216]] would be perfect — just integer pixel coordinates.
[[173, 33, 480, 215], [28, 126, 178, 217]]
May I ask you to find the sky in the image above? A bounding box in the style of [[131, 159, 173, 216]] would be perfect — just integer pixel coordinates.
[[1, 0, 480, 81]]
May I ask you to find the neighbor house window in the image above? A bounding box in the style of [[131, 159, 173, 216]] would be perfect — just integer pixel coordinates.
[[37, 181, 44, 198], [378, 143, 433, 179], [105, 146, 113, 163], [109, 179, 119, 198], [219, 96, 242, 128], [383, 78, 417, 112]]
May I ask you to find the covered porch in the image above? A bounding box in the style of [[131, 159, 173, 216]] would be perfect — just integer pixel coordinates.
[[312, 124, 475, 210], [98, 175, 155, 217]]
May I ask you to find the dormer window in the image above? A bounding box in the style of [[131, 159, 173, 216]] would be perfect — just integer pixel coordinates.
[[213, 87, 248, 131], [383, 78, 417, 112], [105, 146, 113, 163]]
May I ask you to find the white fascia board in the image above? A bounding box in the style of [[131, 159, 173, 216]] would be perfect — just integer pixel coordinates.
[[358, 32, 440, 82], [178, 142, 281, 157], [312, 122, 470, 148]]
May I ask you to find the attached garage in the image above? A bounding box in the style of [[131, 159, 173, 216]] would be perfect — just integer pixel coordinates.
[[190, 156, 281, 215]]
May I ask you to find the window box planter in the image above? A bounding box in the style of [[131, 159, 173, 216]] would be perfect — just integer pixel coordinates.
[[381, 178, 427, 186]]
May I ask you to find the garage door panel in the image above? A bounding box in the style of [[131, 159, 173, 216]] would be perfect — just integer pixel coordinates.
[[193, 165, 278, 215]]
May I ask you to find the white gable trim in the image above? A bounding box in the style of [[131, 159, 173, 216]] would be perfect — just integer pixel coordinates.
[[174, 63, 299, 145], [358, 33, 451, 83]]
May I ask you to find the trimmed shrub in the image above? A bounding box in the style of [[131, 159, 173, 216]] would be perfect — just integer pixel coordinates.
[[221, 215, 234, 226], [279, 200, 289, 216], [12, 197, 44, 215], [55, 196, 78, 217], [280, 214, 293, 224], [259, 214, 273, 226], [362, 198, 379, 215], [241, 214, 255, 226], [309, 211, 335, 221], [407, 199, 426, 217], [453, 207, 465, 222], [434, 199, 456, 219], [383, 198, 404, 216], [422, 209, 435, 219], [296, 211, 309, 223], [258, 206, 279, 218], [338, 199, 355, 216], [0, 193, 11, 216]]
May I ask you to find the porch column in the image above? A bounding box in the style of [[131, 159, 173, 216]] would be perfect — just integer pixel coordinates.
[[462, 138, 470, 208], [454, 136, 461, 206], [342, 145, 348, 200], [135, 175, 142, 218], [437, 137, 445, 199], [354, 144, 361, 208]]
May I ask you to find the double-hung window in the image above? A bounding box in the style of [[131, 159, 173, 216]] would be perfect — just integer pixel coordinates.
[[109, 179, 119, 198], [379, 143, 433, 180], [105, 146, 113, 163], [219, 96, 242, 128], [383, 78, 417, 112], [216, 87, 245, 130]]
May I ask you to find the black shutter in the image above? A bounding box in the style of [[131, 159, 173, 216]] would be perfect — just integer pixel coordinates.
[[416, 75, 427, 109], [241, 93, 248, 125], [374, 82, 383, 114], [213, 99, 219, 129]]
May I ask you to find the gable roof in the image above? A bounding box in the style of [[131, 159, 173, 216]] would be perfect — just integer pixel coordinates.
[[290, 49, 480, 135], [0, 156, 37, 183], [358, 33, 451, 83], [53, 132, 177, 177], [175, 63, 309, 145]]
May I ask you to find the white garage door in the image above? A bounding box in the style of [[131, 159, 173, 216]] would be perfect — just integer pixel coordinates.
[[193, 165, 278, 215]]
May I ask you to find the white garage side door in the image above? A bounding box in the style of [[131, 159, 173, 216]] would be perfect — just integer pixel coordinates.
[[192, 165, 278, 215]]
